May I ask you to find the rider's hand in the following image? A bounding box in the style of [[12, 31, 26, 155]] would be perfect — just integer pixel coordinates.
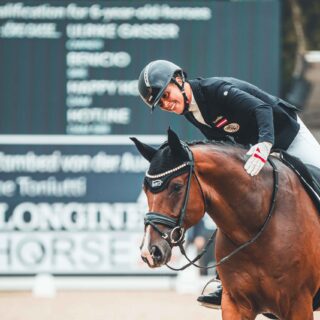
[[244, 142, 272, 176]]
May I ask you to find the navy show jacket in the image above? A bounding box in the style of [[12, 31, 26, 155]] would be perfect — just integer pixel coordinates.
[[186, 77, 300, 150]]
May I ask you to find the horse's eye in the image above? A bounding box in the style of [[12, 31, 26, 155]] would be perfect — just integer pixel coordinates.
[[172, 183, 183, 192]]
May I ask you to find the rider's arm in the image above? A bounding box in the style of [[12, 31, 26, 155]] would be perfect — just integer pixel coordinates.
[[216, 83, 275, 145], [215, 83, 274, 175]]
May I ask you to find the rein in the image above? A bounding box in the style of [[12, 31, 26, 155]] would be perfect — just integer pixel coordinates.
[[168, 157, 279, 271], [144, 143, 279, 271]]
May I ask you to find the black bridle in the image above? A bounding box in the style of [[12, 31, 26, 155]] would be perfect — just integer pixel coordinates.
[[144, 142, 279, 271], [144, 141, 198, 248]]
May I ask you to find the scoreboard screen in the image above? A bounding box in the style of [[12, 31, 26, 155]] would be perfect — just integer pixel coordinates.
[[0, 0, 280, 137]]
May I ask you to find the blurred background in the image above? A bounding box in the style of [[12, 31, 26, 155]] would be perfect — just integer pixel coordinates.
[[0, 0, 319, 319]]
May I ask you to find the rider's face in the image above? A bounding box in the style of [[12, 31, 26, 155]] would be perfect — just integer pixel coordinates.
[[158, 78, 187, 115]]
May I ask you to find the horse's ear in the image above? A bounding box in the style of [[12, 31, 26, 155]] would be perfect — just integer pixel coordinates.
[[130, 137, 157, 162], [167, 127, 188, 158]]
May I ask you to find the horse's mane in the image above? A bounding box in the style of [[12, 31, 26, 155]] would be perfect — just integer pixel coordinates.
[[186, 139, 248, 163], [187, 139, 247, 150], [149, 138, 248, 176]]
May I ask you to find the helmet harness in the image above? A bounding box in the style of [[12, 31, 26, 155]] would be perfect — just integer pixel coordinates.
[[169, 73, 190, 115]]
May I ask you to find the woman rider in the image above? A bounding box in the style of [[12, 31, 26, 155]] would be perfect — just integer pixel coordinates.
[[137, 59, 320, 308]]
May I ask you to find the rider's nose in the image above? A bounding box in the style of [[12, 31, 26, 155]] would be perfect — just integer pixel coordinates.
[[160, 99, 169, 110]]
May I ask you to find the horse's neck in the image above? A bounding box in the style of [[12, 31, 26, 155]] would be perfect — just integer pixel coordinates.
[[195, 146, 274, 244]]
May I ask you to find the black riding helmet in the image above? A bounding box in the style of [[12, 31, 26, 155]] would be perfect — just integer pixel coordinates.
[[138, 60, 189, 112]]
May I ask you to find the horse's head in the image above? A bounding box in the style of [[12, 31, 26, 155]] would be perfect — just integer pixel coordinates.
[[131, 128, 206, 268]]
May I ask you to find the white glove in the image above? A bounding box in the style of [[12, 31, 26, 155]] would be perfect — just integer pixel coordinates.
[[244, 142, 272, 176]]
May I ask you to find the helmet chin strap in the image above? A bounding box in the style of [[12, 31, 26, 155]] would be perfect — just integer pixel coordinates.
[[171, 77, 190, 115]]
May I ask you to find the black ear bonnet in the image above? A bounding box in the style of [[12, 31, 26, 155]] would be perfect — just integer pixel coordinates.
[[144, 142, 190, 193]]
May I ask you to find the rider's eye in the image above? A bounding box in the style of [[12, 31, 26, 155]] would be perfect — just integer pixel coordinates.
[[159, 92, 169, 109], [162, 92, 169, 99]]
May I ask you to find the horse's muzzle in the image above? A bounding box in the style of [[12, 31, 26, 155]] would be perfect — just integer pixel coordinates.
[[141, 242, 172, 268]]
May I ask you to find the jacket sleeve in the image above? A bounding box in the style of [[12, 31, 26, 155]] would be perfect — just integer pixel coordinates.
[[216, 83, 275, 145]]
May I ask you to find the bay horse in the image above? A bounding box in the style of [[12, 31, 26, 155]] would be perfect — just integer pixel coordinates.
[[131, 128, 320, 320]]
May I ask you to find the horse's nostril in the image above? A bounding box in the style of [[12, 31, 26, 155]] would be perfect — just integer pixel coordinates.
[[141, 256, 148, 264], [151, 246, 163, 262]]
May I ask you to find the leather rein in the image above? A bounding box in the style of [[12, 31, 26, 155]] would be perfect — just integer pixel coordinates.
[[144, 142, 279, 271]]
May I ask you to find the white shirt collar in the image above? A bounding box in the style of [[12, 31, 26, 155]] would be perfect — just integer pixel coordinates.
[[188, 94, 210, 127]]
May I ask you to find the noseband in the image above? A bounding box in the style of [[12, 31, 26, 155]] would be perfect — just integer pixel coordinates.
[[144, 141, 202, 247]]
